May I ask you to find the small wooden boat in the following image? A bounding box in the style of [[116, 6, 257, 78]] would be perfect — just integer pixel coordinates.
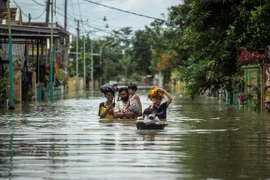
[[99, 118, 167, 130], [99, 118, 136, 124], [136, 122, 167, 130]]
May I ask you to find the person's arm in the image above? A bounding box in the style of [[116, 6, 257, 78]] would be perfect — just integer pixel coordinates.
[[114, 101, 124, 118], [114, 101, 120, 113], [158, 88, 173, 106], [99, 103, 114, 118], [114, 112, 124, 118], [150, 99, 156, 109], [114, 111, 128, 118], [122, 98, 130, 112], [134, 94, 142, 116], [98, 103, 102, 116]]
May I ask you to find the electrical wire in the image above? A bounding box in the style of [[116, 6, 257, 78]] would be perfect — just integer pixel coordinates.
[[31, 9, 46, 20], [13, 0, 46, 20], [77, 0, 82, 19], [70, 0, 75, 21], [12, 0, 28, 17], [12, 0, 162, 39], [83, 0, 165, 21], [84, 23, 112, 35], [32, 0, 45, 7]]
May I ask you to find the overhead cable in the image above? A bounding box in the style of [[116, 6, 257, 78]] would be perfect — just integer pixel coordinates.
[[32, 0, 45, 7], [13, 0, 46, 20], [83, 0, 164, 21]]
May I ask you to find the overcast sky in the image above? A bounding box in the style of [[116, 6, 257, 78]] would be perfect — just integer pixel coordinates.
[[11, 0, 181, 39]]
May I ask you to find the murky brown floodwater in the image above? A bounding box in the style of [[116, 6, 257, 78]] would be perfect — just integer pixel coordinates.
[[1, 90, 270, 180]]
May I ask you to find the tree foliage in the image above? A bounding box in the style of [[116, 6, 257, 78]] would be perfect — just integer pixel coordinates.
[[163, 0, 270, 98], [67, 0, 270, 94]]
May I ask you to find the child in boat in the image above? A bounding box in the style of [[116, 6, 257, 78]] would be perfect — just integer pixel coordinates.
[[136, 108, 166, 125], [122, 84, 142, 117]]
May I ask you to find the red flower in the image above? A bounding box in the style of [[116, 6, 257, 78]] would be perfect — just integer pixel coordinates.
[[238, 93, 245, 102], [236, 48, 265, 65]]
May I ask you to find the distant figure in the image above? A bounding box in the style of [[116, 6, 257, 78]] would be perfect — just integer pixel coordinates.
[[142, 77, 147, 86]]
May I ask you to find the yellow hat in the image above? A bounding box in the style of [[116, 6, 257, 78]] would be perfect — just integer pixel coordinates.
[[148, 86, 164, 100]]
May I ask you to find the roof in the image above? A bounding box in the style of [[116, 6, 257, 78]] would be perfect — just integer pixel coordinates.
[[0, 23, 70, 39], [22, 22, 71, 35], [0, 8, 17, 21]]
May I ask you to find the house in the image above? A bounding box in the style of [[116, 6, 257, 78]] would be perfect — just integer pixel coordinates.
[[0, 1, 70, 103], [0, 7, 22, 25]]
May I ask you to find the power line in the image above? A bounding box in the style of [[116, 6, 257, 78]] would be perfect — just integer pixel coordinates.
[[84, 23, 112, 35], [32, 0, 45, 7], [83, 0, 165, 22], [12, 0, 28, 17], [13, 0, 46, 20], [70, 0, 75, 20], [31, 9, 46, 20], [77, 0, 82, 19]]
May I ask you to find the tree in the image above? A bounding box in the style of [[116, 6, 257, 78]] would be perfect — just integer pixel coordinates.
[[130, 29, 152, 75], [164, 0, 270, 98]]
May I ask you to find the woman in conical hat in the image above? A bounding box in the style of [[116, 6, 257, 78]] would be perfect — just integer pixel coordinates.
[[147, 87, 173, 120]]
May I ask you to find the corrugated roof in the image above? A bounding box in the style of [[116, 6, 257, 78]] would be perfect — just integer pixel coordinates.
[[0, 24, 70, 37], [0, 8, 17, 21]]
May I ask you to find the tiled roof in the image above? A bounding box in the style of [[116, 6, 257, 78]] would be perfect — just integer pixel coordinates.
[[0, 8, 17, 21]]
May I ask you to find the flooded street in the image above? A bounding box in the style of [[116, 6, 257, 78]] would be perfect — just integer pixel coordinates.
[[1, 90, 270, 180]]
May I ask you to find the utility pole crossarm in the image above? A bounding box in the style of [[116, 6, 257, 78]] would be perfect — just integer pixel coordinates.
[[69, 52, 100, 56]]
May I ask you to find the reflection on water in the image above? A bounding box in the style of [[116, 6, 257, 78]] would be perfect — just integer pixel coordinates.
[[0, 91, 270, 179]]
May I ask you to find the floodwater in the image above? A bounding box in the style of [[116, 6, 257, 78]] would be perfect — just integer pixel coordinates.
[[0, 90, 270, 180]]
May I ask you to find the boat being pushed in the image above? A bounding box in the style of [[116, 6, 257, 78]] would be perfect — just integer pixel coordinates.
[[99, 118, 167, 130], [135, 121, 167, 130]]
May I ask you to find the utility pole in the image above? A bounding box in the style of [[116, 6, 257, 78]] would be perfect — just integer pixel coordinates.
[[45, 0, 50, 26], [64, 0, 67, 30], [7, 0, 14, 110], [83, 36, 86, 91], [76, 20, 79, 94], [49, 0, 54, 102], [91, 40, 94, 91]]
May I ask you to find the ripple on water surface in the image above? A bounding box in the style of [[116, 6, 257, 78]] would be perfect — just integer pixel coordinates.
[[0, 93, 270, 179]]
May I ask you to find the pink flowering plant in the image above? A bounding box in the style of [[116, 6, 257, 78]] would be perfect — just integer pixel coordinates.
[[238, 84, 260, 110], [236, 48, 265, 66], [238, 92, 253, 103]]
